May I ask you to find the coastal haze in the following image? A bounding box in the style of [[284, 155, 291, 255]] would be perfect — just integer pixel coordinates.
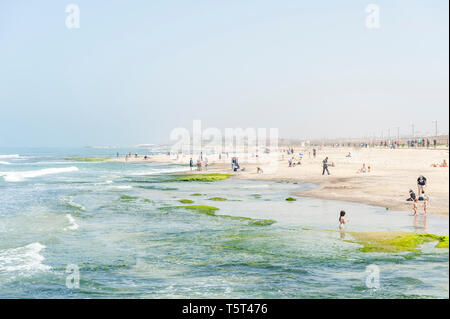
[[0, 0, 449, 147]]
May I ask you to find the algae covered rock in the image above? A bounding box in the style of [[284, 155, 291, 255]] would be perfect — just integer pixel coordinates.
[[120, 195, 138, 201], [347, 231, 449, 253], [178, 199, 194, 204], [177, 205, 220, 216], [208, 197, 228, 201]]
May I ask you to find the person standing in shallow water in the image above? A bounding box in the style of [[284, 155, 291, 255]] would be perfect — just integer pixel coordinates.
[[339, 211, 348, 230]]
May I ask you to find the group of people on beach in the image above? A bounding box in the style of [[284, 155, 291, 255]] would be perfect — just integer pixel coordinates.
[[407, 175, 429, 215], [356, 163, 371, 173], [288, 156, 302, 167], [120, 152, 149, 162], [189, 154, 208, 171], [231, 157, 240, 172], [430, 159, 447, 167]]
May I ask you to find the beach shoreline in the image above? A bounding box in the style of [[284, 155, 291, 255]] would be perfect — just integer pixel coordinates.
[[110, 147, 449, 215]]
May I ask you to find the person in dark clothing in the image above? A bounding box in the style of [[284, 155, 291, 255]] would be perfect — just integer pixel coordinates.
[[189, 158, 194, 171], [417, 175, 427, 195], [313, 149, 316, 159], [407, 189, 416, 201], [322, 157, 330, 175]]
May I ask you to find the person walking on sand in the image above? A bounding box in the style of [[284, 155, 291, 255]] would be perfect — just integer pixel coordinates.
[[189, 158, 193, 171], [204, 157, 208, 171], [339, 210, 348, 230], [313, 148, 316, 159], [322, 157, 330, 175], [417, 175, 427, 195]]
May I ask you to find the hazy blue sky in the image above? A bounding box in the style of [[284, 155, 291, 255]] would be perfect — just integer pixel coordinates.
[[0, 0, 448, 147]]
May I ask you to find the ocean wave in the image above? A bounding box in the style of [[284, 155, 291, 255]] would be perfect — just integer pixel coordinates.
[[0, 154, 20, 159], [243, 184, 270, 189], [0, 161, 11, 165], [0, 242, 51, 274], [93, 180, 113, 186], [130, 167, 190, 176], [0, 166, 79, 182], [64, 214, 79, 231], [109, 185, 132, 190]]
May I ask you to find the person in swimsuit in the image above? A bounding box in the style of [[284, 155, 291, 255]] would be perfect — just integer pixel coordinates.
[[339, 210, 348, 230], [419, 191, 429, 215]]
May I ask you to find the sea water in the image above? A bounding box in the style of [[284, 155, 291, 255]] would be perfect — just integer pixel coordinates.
[[0, 148, 448, 298]]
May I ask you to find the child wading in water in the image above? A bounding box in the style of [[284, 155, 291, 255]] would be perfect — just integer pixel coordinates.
[[339, 210, 348, 230], [414, 191, 429, 215]]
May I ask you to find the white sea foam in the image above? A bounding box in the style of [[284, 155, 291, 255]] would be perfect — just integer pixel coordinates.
[[66, 197, 85, 211], [0, 154, 20, 159], [109, 185, 132, 190], [243, 184, 270, 189], [0, 166, 79, 182], [0, 161, 11, 165], [0, 242, 51, 274], [64, 214, 79, 231], [130, 167, 190, 176]]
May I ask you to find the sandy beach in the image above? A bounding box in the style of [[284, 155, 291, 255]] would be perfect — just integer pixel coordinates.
[[115, 146, 449, 215]]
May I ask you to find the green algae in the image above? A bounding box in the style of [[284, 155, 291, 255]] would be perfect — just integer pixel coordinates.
[[191, 193, 203, 196], [248, 219, 276, 226], [65, 157, 109, 162], [178, 199, 194, 204], [167, 173, 232, 182], [347, 231, 449, 253], [418, 233, 449, 248], [177, 205, 219, 216], [120, 195, 138, 201], [160, 205, 275, 226], [285, 197, 296, 201], [217, 214, 276, 226], [208, 197, 228, 201], [251, 194, 261, 199]]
